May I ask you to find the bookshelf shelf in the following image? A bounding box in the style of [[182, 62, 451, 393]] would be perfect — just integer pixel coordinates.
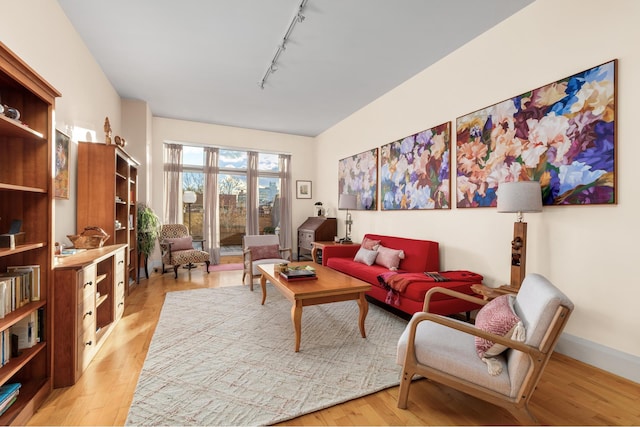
[[0, 41, 60, 425]]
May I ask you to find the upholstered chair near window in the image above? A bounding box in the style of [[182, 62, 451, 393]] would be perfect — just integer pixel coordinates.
[[396, 273, 574, 424], [159, 224, 210, 278], [242, 234, 292, 291]]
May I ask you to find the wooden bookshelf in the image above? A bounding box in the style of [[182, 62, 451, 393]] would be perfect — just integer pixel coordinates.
[[0, 41, 60, 425]]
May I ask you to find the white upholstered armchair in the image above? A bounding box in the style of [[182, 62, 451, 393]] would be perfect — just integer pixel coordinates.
[[242, 234, 292, 290], [396, 273, 574, 424]]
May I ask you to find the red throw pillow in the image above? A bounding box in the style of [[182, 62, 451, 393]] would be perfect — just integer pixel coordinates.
[[361, 237, 381, 250], [165, 236, 194, 251], [475, 294, 525, 358], [375, 245, 405, 270], [249, 244, 280, 260]]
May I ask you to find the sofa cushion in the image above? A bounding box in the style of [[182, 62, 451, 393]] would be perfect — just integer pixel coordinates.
[[361, 236, 381, 250], [165, 236, 193, 251], [375, 245, 405, 270], [353, 247, 378, 265], [249, 244, 280, 260], [475, 295, 525, 358]]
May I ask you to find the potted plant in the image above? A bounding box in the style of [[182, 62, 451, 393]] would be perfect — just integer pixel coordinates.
[[137, 202, 161, 279]]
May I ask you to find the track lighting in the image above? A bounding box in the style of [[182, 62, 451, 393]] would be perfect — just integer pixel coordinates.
[[259, 0, 309, 89]]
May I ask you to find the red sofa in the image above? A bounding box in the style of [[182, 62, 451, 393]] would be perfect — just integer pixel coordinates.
[[321, 233, 483, 317]]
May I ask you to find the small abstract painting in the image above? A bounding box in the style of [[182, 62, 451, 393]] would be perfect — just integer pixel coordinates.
[[338, 148, 378, 210], [380, 122, 451, 210], [456, 60, 616, 207]]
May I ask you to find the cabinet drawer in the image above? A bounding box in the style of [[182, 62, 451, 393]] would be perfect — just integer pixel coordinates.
[[77, 331, 97, 374], [298, 231, 314, 249], [78, 294, 96, 334], [115, 248, 126, 272], [78, 263, 97, 301]]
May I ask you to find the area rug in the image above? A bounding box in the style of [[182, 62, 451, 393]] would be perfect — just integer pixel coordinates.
[[208, 262, 243, 272], [126, 285, 408, 426]]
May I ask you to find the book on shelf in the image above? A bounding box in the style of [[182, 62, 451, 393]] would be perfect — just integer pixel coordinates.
[[7, 264, 40, 301], [0, 271, 30, 313], [10, 312, 37, 350], [0, 383, 21, 416], [1, 330, 10, 367]]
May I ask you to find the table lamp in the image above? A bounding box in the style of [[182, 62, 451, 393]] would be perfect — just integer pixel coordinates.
[[497, 181, 542, 290], [338, 194, 357, 243]]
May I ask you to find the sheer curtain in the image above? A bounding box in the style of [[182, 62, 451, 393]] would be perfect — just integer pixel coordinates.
[[246, 151, 259, 235], [278, 154, 292, 250], [163, 144, 183, 223], [203, 147, 220, 264]]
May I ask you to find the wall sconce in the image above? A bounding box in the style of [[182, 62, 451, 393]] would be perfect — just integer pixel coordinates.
[[338, 194, 357, 243], [497, 181, 542, 290]]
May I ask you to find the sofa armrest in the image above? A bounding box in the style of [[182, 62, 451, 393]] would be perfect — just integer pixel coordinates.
[[321, 244, 360, 266]]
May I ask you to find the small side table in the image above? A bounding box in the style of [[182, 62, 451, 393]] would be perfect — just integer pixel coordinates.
[[311, 241, 360, 264], [471, 284, 519, 301]]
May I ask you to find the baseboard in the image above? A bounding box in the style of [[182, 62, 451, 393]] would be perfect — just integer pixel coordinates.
[[556, 333, 640, 384]]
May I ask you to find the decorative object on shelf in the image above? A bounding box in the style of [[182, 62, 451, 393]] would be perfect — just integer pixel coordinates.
[[183, 190, 197, 232], [104, 116, 112, 145], [314, 201, 324, 216], [497, 181, 543, 290], [338, 148, 378, 210], [456, 60, 616, 208], [296, 180, 312, 199], [338, 194, 357, 243], [114, 135, 127, 147], [381, 121, 451, 210], [54, 129, 70, 199], [67, 226, 110, 249], [2, 104, 19, 120]]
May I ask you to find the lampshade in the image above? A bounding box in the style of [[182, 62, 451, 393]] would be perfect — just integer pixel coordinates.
[[497, 181, 542, 213], [338, 194, 357, 210], [183, 190, 197, 204]]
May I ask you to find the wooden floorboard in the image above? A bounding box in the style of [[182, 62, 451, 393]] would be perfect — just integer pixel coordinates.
[[27, 261, 640, 426]]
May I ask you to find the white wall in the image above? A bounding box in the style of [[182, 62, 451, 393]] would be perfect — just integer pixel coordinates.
[[0, 0, 123, 245], [316, 0, 640, 360]]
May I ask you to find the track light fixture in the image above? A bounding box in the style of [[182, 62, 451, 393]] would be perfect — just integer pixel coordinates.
[[259, 0, 309, 90]]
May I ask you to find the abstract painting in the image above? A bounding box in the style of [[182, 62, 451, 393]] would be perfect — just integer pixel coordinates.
[[338, 148, 378, 210], [456, 60, 616, 207], [54, 129, 70, 199], [380, 122, 451, 210]]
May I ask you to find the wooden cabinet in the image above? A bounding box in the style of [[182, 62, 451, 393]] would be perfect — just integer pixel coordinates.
[[297, 217, 337, 261], [77, 142, 140, 293], [0, 42, 60, 425], [52, 244, 127, 388]]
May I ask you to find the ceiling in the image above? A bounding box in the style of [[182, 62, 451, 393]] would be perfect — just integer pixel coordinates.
[[57, 0, 533, 137]]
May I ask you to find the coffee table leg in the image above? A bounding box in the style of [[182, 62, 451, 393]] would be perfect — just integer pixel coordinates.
[[291, 301, 303, 352], [357, 292, 368, 338], [260, 274, 267, 305]]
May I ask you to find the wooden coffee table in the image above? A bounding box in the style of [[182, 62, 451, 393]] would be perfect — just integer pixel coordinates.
[[257, 262, 372, 352]]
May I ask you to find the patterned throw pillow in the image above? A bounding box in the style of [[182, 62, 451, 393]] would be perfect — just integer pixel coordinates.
[[375, 245, 405, 270], [353, 247, 378, 266], [249, 244, 281, 260], [475, 294, 525, 358], [361, 237, 381, 250], [165, 236, 194, 251]]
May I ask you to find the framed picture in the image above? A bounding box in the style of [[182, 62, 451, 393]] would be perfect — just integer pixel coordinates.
[[54, 129, 70, 200], [338, 148, 378, 210], [380, 122, 451, 210], [296, 180, 312, 199], [456, 60, 616, 207]]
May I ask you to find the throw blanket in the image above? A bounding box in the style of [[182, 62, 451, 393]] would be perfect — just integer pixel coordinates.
[[377, 270, 482, 306]]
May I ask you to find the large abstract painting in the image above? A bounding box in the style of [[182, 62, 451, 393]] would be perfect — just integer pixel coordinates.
[[380, 122, 451, 210], [338, 148, 378, 210], [456, 60, 616, 207]]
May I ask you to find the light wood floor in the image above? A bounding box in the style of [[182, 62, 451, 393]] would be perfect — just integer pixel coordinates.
[[27, 259, 640, 426]]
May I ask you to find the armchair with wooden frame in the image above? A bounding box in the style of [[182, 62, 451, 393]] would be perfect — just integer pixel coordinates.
[[242, 234, 292, 291], [159, 224, 210, 278], [396, 273, 574, 424]]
